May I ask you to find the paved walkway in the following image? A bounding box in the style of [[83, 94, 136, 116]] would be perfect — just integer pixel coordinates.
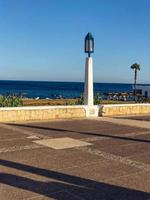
[[97, 115, 150, 129], [0, 116, 150, 200]]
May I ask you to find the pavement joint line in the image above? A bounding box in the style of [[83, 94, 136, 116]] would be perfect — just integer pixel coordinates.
[[0, 123, 49, 139], [76, 146, 150, 172], [0, 144, 44, 153]]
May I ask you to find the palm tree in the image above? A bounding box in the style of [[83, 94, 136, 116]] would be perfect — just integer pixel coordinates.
[[131, 63, 140, 100]]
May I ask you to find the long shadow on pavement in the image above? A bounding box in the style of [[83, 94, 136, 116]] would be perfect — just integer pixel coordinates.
[[0, 159, 150, 200]]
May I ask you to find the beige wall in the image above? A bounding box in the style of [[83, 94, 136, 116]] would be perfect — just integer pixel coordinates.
[[101, 104, 150, 116], [0, 104, 150, 122], [0, 106, 86, 122]]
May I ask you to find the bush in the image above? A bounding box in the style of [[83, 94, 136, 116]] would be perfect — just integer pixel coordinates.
[[76, 92, 102, 105], [0, 95, 23, 107], [94, 92, 101, 105], [77, 93, 84, 105], [136, 96, 150, 103]]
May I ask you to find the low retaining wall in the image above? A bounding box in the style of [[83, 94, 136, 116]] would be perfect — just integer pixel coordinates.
[[101, 104, 150, 116], [0, 104, 150, 122], [0, 106, 86, 122]]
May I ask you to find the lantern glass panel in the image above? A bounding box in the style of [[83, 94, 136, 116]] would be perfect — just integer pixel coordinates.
[[89, 40, 93, 51], [85, 40, 89, 52]]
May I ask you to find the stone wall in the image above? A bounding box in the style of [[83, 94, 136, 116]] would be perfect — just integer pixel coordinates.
[[101, 104, 150, 116], [0, 104, 150, 122], [0, 106, 86, 122]]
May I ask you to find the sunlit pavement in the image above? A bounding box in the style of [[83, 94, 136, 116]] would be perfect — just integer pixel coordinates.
[[0, 117, 150, 200]]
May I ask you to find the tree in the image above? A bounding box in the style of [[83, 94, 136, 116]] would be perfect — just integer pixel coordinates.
[[130, 63, 140, 100]]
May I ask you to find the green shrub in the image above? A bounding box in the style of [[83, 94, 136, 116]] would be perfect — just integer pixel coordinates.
[[76, 92, 102, 105], [0, 95, 23, 107], [94, 92, 101, 105], [136, 96, 150, 103], [77, 93, 84, 105]]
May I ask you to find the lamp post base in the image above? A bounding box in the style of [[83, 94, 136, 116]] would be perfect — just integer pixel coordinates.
[[84, 105, 99, 117]]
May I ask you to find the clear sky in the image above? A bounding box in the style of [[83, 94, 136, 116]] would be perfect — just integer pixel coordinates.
[[0, 0, 150, 83]]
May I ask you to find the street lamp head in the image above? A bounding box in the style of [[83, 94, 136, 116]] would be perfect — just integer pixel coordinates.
[[85, 32, 94, 57]]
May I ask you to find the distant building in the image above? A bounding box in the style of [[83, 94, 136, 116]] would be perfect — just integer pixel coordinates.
[[135, 85, 150, 98]]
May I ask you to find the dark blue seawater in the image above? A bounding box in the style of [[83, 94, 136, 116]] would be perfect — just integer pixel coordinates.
[[0, 80, 149, 99]]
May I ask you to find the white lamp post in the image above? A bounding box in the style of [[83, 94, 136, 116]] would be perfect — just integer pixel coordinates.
[[84, 32, 94, 106]]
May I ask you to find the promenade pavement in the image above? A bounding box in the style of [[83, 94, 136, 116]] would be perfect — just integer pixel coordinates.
[[0, 116, 150, 200]]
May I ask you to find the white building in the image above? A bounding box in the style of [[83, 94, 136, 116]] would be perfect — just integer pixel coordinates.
[[136, 85, 150, 98]]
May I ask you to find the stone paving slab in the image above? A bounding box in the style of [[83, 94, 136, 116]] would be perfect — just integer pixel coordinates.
[[0, 118, 150, 200], [34, 137, 92, 150]]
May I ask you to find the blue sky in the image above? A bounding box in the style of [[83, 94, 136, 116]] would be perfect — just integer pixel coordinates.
[[0, 0, 150, 83]]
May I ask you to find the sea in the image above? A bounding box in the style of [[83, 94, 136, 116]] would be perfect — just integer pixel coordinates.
[[0, 80, 149, 99]]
